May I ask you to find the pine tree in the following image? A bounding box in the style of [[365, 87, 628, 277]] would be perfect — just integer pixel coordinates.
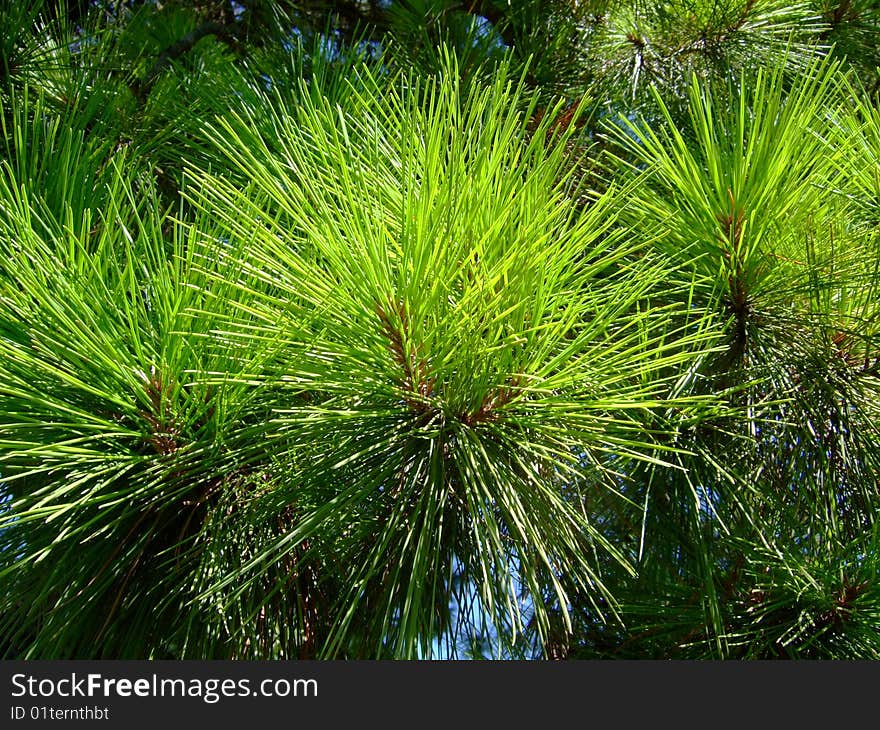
[[0, 0, 878, 658]]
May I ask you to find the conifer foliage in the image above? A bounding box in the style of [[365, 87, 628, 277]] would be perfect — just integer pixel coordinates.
[[0, 1, 878, 658]]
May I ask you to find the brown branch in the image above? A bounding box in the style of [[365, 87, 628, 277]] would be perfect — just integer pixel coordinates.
[[463, 1, 517, 48], [376, 300, 435, 413], [717, 188, 750, 357], [461, 377, 520, 426]]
